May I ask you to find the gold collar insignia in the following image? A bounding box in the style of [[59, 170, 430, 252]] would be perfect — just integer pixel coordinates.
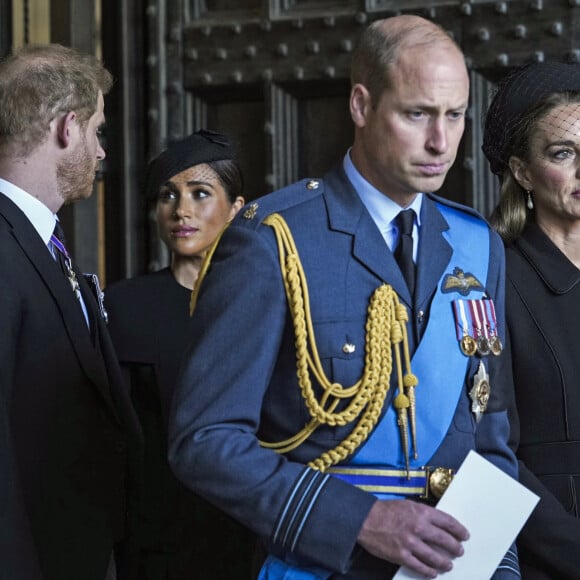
[[243, 202, 259, 220]]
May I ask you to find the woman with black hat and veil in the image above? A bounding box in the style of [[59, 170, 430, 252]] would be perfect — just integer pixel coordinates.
[[105, 130, 253, 579], [483, 62, 580, 579]]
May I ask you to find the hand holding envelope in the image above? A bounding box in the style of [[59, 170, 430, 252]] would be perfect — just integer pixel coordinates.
[[394, 451, 539, 580]]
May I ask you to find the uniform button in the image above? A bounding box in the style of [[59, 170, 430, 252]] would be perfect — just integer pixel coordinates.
[[417, 310, 424, 324], [342, 342, 356, 354], [306, 179, 319, 190]]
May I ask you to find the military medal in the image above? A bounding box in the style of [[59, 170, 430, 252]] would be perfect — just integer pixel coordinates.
[[453, 298, 503, 358], [51, 233, 82, 302], [470, 360, 491, 422], [484, 299, 503, 356], [476, 335, 490, 356], [64, 261, 82, 300], [452, 300, 478, 356], [489, 335, 503, 356], [468, 299, 490, 356], [460, 335, 477, 356], [83, 272, 109, 323]]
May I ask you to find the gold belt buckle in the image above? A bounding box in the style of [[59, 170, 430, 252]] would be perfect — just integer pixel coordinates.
[[421, 467, 454, 500]]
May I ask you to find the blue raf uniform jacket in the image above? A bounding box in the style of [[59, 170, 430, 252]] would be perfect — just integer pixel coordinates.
[[168, 165, 519, 578]]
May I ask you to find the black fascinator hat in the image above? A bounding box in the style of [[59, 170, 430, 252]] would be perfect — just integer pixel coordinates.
[[145, 129, 238, 200], [482, 61, 580, 177]]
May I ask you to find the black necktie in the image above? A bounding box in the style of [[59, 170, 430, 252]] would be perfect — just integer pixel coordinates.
[[394, 209, 416, 296]]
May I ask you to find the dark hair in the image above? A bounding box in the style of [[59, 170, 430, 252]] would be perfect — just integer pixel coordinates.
[[205, 159, 244, 204]]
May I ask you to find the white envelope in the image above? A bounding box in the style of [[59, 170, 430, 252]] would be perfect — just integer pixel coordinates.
[[394, 450, 539, 580]]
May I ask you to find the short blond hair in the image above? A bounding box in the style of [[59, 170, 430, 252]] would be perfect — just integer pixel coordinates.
[[0, 44, 113, 156]]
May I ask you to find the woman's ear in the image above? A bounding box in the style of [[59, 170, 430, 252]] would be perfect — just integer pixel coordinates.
[[228, 196, 245, 221], [508, 156, 533, 191]]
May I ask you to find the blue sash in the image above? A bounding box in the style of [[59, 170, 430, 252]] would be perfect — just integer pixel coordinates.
[[259, 204, 490, 578], [258, 555, 331, 580], [349, 204, 489, 493]]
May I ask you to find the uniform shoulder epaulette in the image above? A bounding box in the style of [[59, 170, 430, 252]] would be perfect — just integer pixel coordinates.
[[235, 178, 325, 229]]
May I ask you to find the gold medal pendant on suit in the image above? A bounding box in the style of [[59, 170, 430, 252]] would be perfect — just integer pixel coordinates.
[[460, 335, 477, 356]]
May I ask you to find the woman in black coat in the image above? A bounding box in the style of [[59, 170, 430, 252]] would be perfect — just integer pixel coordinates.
[[105, 130, 254, 579], [483, 62, 580, 579]]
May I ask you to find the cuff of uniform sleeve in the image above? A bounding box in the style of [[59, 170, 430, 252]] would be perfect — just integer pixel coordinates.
[[270, 467, 377, 574], [493, 545, 520, 579]]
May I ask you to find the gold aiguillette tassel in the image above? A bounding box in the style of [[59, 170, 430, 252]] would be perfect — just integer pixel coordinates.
[[404, 373, 419, 460], [394, 392, 410, 478]]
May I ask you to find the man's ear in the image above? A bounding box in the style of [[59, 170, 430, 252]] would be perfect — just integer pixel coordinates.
[[350, 84, 372, 128], [55, 111, 77, 148]]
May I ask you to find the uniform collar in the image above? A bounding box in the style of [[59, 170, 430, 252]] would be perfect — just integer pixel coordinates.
[[342, 150, 423, 251]]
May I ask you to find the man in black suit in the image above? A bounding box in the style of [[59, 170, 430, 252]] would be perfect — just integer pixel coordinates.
[[0, 44, 141, 580]]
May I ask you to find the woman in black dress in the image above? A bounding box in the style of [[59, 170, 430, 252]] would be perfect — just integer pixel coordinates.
[[483, 62, 580, 579], [105, 130, 252, 579]]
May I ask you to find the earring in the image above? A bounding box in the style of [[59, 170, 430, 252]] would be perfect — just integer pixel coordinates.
[[526, 190, 534, 211]]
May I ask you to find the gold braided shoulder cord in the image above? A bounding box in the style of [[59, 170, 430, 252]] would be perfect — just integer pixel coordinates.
[[190, 223, 231, 316], [261, 213, 418, 473]]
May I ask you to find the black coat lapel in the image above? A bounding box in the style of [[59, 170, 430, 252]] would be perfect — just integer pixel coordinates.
[[0, 194, 115, 411]]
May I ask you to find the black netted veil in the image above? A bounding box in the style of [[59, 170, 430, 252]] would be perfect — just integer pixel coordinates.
[[482, 61, 580, 176]]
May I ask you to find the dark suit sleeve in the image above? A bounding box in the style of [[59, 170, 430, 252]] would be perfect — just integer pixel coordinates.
[[0, 275, 44, 579], [168, 224, 376, 574]]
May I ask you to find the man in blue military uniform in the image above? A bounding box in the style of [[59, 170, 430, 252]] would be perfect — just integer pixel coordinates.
[[168, 14, 520, 579]]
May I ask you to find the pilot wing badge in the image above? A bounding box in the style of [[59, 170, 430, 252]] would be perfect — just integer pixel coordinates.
[[442, 267, 484, 296]]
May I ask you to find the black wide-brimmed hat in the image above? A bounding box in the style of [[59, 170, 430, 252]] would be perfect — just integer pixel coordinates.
[[146, 129, 237, 200], [482, 61, 580, 177]]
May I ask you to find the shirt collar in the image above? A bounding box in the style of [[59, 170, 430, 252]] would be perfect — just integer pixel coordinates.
[[0, 178, 57, 245], [342, 150, 423, 247]]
